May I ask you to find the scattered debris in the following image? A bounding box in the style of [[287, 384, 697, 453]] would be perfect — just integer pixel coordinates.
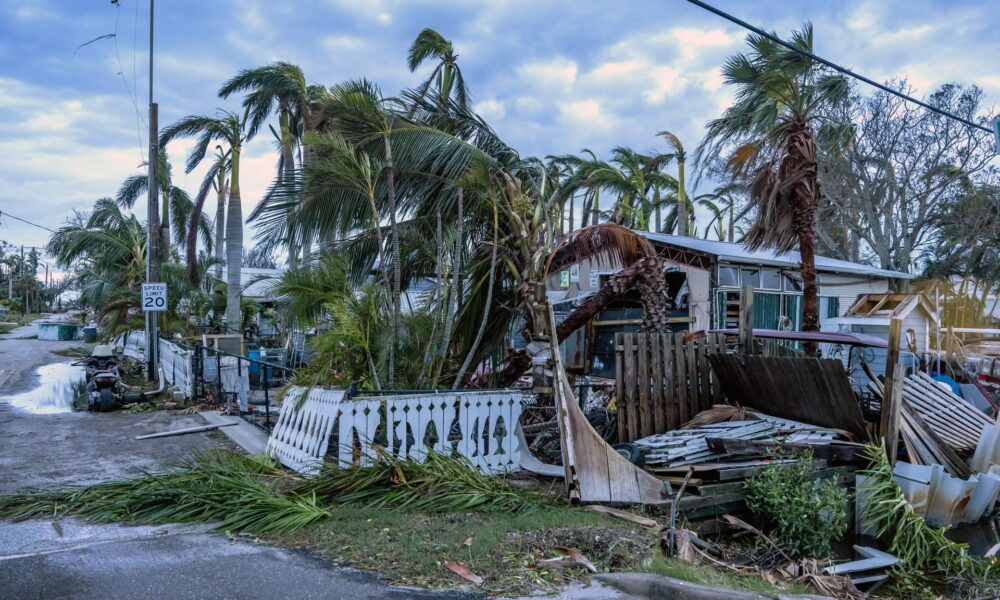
[[442, 559, 483, 585], [531, 547, 598, 573], [134, 422, 237, 440], [584, 505, 659, 529]]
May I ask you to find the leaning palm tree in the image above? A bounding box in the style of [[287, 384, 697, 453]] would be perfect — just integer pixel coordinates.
[[698, 23, 849, 348], [407, 28, 469, 110], [115, 148, 212, 260], [220, 62, 310, 266], [160, 110, 255, 329]]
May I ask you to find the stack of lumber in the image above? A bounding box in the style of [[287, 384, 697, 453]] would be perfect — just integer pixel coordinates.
[[633, 412, 846, 468], [866, 371, 994, 477], [900, 372, 993, 451], [631, 410, 858, 521]]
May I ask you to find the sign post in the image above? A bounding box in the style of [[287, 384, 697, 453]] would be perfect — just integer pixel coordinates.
[[141, 283, 167, 312]]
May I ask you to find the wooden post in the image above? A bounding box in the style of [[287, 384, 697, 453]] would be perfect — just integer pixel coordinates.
[[880, 317, 904, 465], [739, 284, 754, 355]]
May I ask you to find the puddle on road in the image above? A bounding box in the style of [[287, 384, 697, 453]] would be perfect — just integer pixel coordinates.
[[3, 363, 86, 414]]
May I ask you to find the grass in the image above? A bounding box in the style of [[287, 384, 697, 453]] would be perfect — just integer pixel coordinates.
[[0, 323, 16, 335], [270, 504, 655, 594]]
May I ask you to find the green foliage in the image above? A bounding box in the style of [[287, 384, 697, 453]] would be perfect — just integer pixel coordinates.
[[743, 451, 848, 558], [859, 444, 981, 590], [0, 449, 540, 537], [277, 253, 436, 388], [0, 451, 328, 534], [297, 450, 541, 514]]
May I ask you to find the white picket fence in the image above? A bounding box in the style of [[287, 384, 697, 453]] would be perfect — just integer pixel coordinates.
[[158, 339, 195, 399], [266, 387, 343, 475], [265, 388, 526, 475]]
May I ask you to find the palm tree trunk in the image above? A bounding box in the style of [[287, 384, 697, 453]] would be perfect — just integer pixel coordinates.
[[214, 177, 226, 281], [160, 189, 171, 260], [728, 201, 734, 242], [787, 127, 820, 354], [494, 256, 666, 387], [453, 203, 499, 389], [677, 160, 688, 236], [654, 188, 661, 233], [225, 147, 243, 330], [591, 188, 600, 226], [384, 132, 401, 385], [280, 110, 300, 270]]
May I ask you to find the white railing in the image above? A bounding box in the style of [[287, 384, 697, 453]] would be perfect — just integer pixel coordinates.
[[201, 352, 250, 411], [119, 331, 146, 361], [267, 387, 526, 475], [158, 339, 195, 399]]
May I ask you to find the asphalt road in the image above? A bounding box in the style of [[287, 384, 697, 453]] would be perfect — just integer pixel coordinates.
[[0, 318, 482, 600]]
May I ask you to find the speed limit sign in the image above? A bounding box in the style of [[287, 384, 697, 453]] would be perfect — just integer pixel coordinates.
[[141, 282, 168, 312]]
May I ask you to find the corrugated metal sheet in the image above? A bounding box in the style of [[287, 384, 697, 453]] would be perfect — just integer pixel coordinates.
[[643, 232, 912, 280]]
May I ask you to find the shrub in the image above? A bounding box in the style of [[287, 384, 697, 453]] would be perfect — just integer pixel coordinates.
[[744, 451, 849, 558]]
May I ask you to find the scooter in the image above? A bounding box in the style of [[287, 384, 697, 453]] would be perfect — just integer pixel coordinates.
[[73, 345, 123, 412]]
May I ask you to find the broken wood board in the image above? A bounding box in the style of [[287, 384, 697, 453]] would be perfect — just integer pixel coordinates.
[[135, 422, 237, 440], [708, 354, 870, 441], [705, 437, 867, 463], [548, 308, 670, 504]]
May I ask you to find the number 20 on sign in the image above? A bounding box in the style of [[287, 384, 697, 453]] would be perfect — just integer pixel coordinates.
[[141, 283, 167, 312]]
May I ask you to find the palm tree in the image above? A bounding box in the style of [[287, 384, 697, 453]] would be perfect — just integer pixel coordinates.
[[48, 199, 147, 334], [220, 62, 309, 267], [209, 146, 231, 280], [698, 23, 849, 348], [407, 28, 469, 109], [115, 148, 212, 260], [160, 110, 255, 329], [656, 131, 689, 236]]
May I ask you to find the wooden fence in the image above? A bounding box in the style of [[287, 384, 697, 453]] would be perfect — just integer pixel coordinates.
[[615, 332, 728, 442]]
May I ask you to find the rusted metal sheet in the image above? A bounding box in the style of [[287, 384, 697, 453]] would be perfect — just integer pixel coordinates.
[[708, 354, 870, 441]]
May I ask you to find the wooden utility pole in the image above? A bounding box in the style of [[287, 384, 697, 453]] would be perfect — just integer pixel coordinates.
[[739, 284, 754, 355], [880, 317, 904, 465], [144, 0, 160, 380]]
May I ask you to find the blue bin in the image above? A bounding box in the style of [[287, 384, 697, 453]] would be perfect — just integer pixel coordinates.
[[247, 349, 262, 378], [82, 326, 98, 343]]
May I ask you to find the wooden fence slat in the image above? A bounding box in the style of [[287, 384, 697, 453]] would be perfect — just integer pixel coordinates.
[[637, 332, 652, 438], [651, 333, 665, 434], [623, 334, 639, 442], [615, 332, 627, 443], [663, 333, 678, 431], [674, 332, 688, 428]]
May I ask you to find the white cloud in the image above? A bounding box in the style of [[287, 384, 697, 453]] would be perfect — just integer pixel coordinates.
[[475, 98, 506, 121], [516, 57, 578, 88]]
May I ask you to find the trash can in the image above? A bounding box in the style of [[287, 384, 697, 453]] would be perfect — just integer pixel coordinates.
[[82, 326, 98, 343]]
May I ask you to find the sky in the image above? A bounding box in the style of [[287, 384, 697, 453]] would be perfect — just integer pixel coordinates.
[[1, 0, 998, 264]]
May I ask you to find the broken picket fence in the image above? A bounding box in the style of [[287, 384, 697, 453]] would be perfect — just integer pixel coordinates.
[[265, 387, 526, 476]]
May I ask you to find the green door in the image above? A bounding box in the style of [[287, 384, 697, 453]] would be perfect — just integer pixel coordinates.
[[753, 292, 782, 329]]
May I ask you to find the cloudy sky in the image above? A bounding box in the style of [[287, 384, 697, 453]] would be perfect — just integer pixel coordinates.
[[1, 0, 997, 257]]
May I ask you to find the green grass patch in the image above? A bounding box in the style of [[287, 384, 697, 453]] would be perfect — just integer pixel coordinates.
[[270, 505, 655, 594], [647, 555, 812, 595], [0, 323, 17, 335]]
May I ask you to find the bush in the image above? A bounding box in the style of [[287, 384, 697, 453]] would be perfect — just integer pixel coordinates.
[[743, 451, 849, 558]]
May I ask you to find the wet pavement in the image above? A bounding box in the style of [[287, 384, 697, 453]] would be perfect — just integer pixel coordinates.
[[0, 318, 484, 600]]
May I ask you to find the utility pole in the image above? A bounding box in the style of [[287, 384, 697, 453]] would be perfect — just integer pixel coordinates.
[[144, 0, 160, 380]]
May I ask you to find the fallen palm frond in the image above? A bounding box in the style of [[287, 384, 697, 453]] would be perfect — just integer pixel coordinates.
[[298, 449, 541, 514], [681, 405, 757, 429], [0, 451, 328, 534], [859, 444, 978, 587]]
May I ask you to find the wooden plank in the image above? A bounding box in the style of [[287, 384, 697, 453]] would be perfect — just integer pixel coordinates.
[[622, 334, 638, 442], [674, 332, 688, 427], [705, 438, 866, 463], [637, 332, 652, 438], [686, 335, 699, 422], [739, 284, 754, 355], [880, 317, 903, 465], [651, 333, 666, 435], [615, 332, 626, 443]]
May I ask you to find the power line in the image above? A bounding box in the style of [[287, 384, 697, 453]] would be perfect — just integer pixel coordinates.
[[685, 0, 994, 135], [0, 211, 57, 233]]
